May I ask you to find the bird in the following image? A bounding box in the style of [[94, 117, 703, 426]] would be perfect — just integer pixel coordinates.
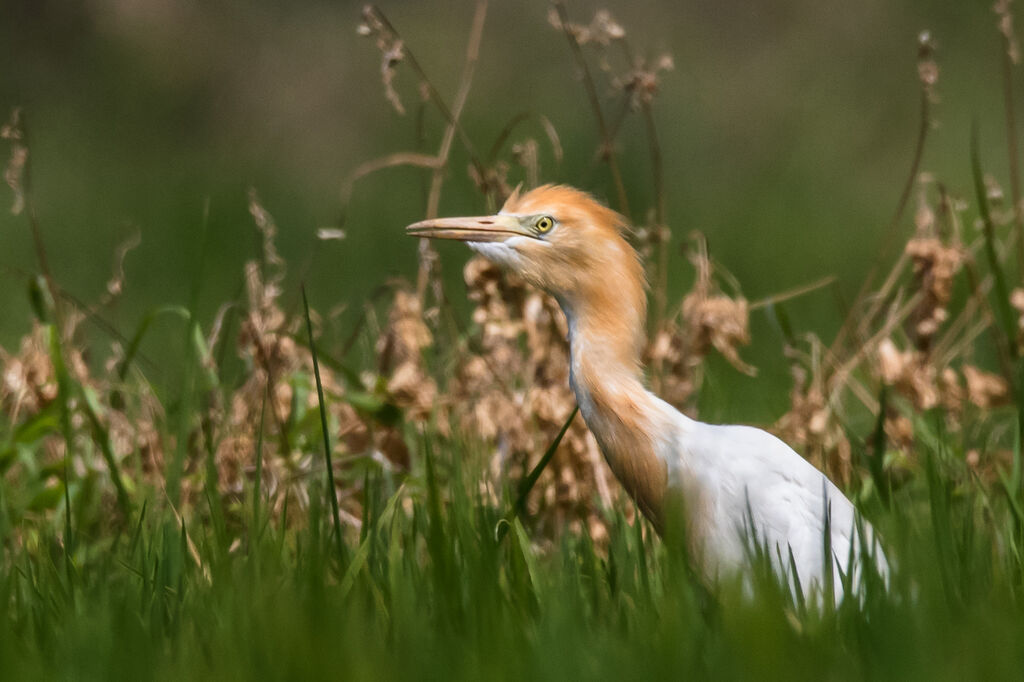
[[406, 184, 887, 602]]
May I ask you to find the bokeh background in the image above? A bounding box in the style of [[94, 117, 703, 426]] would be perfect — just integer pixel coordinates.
[[0, 0, 1013, 423]]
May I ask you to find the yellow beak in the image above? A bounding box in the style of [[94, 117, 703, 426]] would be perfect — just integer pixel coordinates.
[[405, 214, 529, 243]]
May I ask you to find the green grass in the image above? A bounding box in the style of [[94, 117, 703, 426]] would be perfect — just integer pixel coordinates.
[[1, 410, 1024, 681]]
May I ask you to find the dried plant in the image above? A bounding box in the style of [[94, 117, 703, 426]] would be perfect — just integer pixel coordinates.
[[905, 184, 965, 348], [447, 256, 618, 539], [5, 4, 1024, 556], [775, 337, 854, 484], [647, 235, 754, 411], [1, 108, 26, 216], [357, 6, 408, 115]]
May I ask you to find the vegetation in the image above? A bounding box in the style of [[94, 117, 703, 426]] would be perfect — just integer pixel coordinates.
[[3, 2, 1024, 679]]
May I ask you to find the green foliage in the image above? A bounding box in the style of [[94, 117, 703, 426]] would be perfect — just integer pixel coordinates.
[[0, 422, 1023, 680]]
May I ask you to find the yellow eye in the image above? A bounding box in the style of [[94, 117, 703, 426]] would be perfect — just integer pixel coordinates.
[[535, 216, 554, 233]]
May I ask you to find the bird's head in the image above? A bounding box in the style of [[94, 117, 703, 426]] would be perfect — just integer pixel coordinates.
[[406, 185, 646, 326]]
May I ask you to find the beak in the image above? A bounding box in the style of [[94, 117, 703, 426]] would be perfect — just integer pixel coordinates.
[[405, 214, 529, 243]]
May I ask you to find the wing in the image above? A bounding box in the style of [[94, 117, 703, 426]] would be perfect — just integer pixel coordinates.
[[680, 421, 886, 601]]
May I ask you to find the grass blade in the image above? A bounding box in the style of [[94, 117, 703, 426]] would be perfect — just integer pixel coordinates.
[[868, 386, 891, 508], [971, 121, 1018, 361], [251, 384, 267, 552], [301, 284, 345, 566], [80, 384, 132, 518], [495, 405, 578, 542]]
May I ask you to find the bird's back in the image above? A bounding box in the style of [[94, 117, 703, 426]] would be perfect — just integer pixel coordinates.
[[669, 416, 888, 602]]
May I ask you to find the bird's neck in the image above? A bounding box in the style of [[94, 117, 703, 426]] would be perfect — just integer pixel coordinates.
[[559, 294, 677, 526]]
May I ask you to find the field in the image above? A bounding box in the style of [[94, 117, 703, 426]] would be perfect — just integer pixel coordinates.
[[4, 2, 1024, 679]]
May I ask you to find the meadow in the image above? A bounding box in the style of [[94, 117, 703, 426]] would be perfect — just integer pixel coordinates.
[[3, 2, 1024, 679]]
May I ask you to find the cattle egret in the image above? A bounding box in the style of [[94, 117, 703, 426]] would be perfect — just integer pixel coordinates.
[[407, 184, 887, 601]]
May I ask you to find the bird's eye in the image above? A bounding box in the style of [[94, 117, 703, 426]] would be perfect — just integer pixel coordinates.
[[534, 216, 555, 234]]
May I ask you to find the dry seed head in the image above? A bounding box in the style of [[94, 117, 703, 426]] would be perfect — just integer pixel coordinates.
[[240, 192, 289, 367], [450, 254, 620, 540], [649, 236, 754, 409], [548, 8, 626, 46], [614, 53, 675, 109], [876, 338, 964, 411], [549, 8, 671, 109], [915, 182, 937, 235], [248, 188, 285, 271], [316, 228, 346, 241], [884, 413, 916, 462], [995, 0, 1021, 64], [593, 10, 626, 41], [0, 109, 22, 142], [985, 173, 1006, 208], [876, 338, 940, 409], [215, 434, 253, 496], [511, 140, 540, 188], [682, 235, 755, 375], [105, 232, 141, 301], [906, 182, 963, 346], [904, 236, 963, 343], [876, 338, 906, 385], [358, 6, 407, 115], [917, 31, 939, 99], [387, 360, 437, 422], [0, 322, 58, 419], [774, 342, 853, 485], [646, 328, 696, 409], [904, 239, 961, 302], [1011, 288, 1024, 342], [681, 292, 756, 377], [2, 108, 26, 215], [1011, 287, 1024, 311], [377, 289, 433, 365], [374, 287, 437, 433], [962, 365, 1010, 408]]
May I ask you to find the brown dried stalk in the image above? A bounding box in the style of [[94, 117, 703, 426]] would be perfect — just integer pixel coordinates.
[[359, 6, 486, 177], [487, 112, 564, 166], [551, 2, 630, 217], [419, 0, 489, 302], [340, 152, 443, 215], [832, 31, 937, 359], [2, 108, 61, 327]]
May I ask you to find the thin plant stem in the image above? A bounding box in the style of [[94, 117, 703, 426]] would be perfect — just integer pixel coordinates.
[[251, 382, 267, 553], [496, 406, 579, 542], [302, 284, 345, 565], [972, 121, 1019, 365], [749, 276, 838, 311], [832, 74, 931, 358], [642, 101, 669, 333], [553, 2, 631, 218], [418, 0, 489, 303], [363, 6, 486, 178], [14, 112, 62, 329]]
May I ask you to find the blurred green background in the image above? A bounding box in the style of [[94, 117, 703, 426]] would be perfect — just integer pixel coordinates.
[[0, 0, 1013, 423]]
